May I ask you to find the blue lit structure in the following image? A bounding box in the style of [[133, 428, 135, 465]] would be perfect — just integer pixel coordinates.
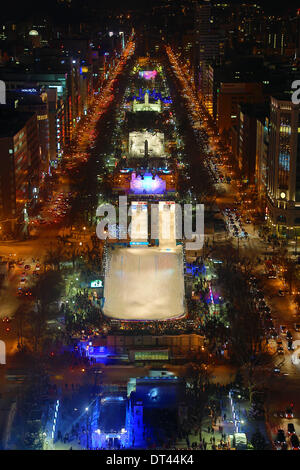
[[89, 375, 185, 449], [80, 341, 109, 362], [185, 262, 206, 277], [91, 396, 128, 449], [127, 88, 172, 104], [129, 241, 149, 246], [126, 376, 185, 448]]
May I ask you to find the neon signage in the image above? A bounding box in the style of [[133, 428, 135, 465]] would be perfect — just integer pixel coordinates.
[[90, 280, 103, 288]]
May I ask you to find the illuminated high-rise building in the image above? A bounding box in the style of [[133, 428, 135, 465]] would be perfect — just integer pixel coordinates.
[[0, 107, 39, 227], [266, 96, 300, 237]]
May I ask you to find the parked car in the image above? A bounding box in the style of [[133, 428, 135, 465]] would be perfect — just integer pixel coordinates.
[[277, 346, 284, 355], [291, 434, 300, 450], [285, 407, 294, 419], [288, 423, 296, 435], [2, 317, 11, 323], [275, 429, 286, 445]]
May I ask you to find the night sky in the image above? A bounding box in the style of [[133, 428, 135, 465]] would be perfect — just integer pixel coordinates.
[[1, 0, 299, 22]]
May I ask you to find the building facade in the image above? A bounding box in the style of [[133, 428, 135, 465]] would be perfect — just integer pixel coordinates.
[[0, 107, 39, 228], [256, 114, 269, 208], [217, 82, 263, 137], [266, 96, 300, 236]]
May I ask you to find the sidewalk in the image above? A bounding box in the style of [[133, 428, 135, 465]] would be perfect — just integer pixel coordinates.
[[226, 393, 271, 448], [175, 394, 271, 450], [176, 416, 234, 450]]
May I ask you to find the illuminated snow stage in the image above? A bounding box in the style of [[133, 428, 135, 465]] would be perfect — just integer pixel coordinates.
[[103, 245, 185, 321], [128, 131, 164, 157]]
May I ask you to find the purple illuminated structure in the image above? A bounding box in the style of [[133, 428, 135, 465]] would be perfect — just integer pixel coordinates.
[[130, 172, 166, 194], [139, 70, 157, 80]]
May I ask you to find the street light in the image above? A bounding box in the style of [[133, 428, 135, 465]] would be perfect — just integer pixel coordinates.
[[85, 407, 90, 449]]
